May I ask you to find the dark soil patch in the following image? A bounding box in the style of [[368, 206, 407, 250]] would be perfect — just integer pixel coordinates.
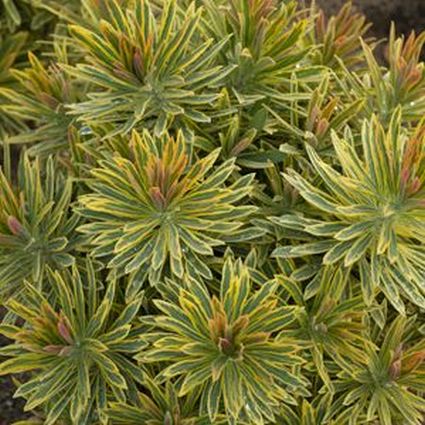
[[315, 0, 425, 41], [0, 364, 29, 425], [0, 309, 30, 425]]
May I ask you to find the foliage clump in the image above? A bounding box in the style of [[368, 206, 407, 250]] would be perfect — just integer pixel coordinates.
[[0, 0, 424, 424]]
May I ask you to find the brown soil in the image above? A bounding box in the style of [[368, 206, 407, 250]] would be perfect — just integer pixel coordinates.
[[0, 361, 29, 425], [0, 308, 29, 424], [315, 0, 425, 39]]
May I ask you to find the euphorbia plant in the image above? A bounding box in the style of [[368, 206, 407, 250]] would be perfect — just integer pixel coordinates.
[[0, 155, 80, 299], [140, 259, 308, 423], [0, 260, 146, 424], [0, 0, 424, 424], [272, 109, 425, 313]]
